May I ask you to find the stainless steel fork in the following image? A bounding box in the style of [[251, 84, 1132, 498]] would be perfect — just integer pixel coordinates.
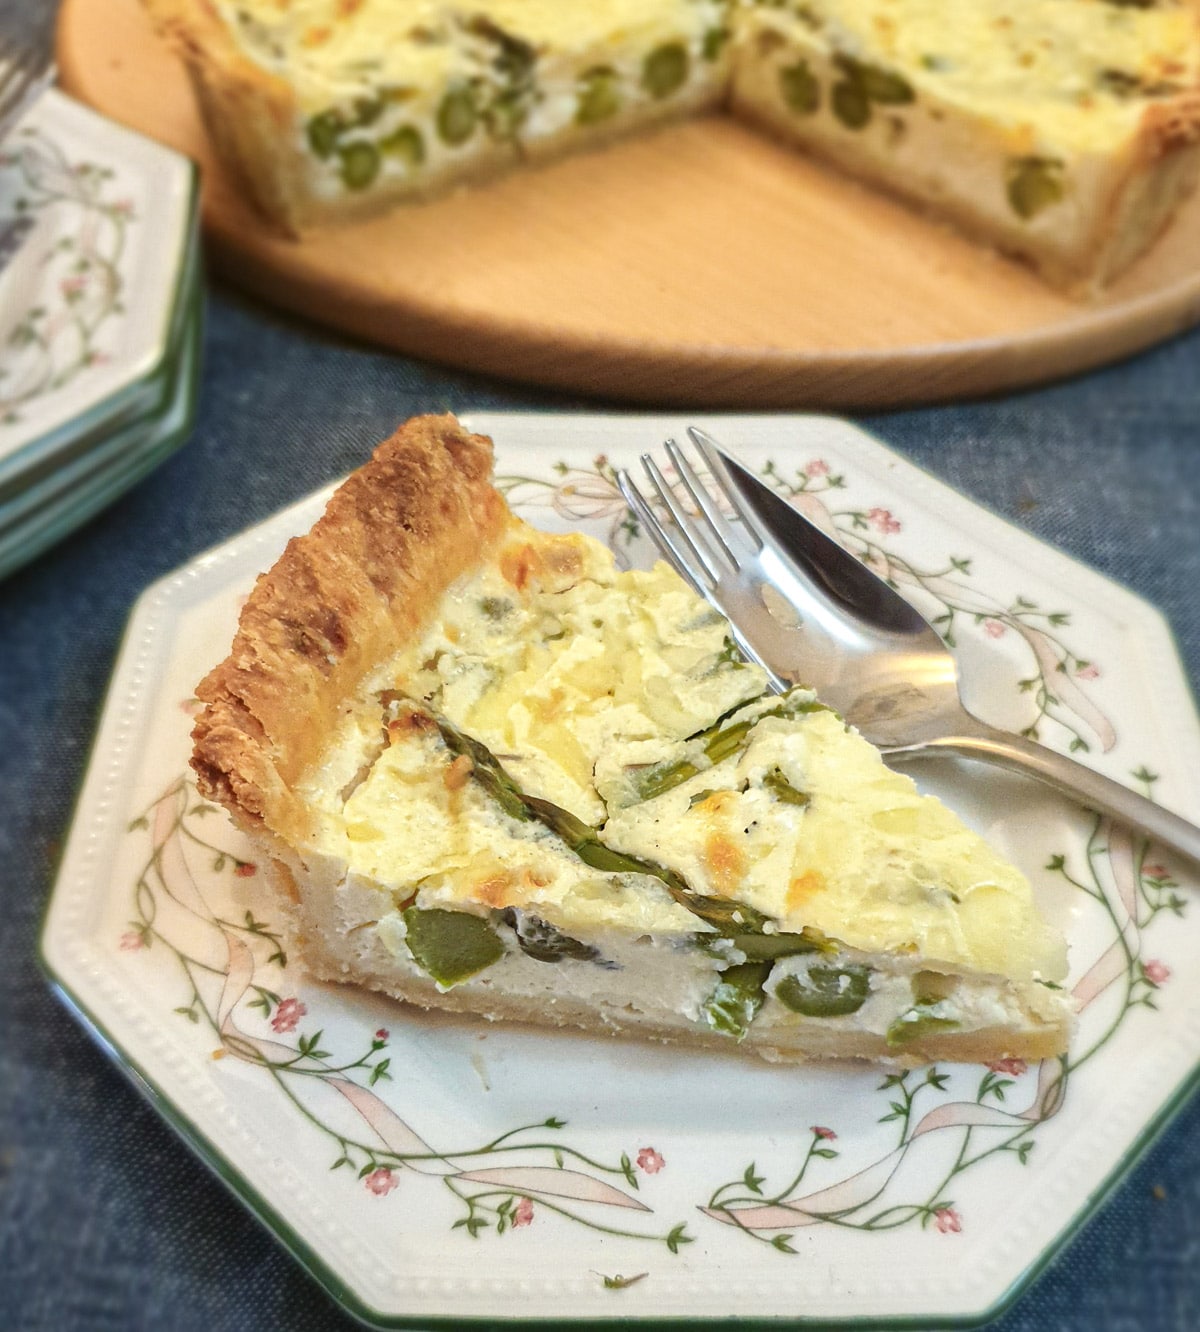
[[616, 428, 1200, 874], [0, 34, 53, 144]]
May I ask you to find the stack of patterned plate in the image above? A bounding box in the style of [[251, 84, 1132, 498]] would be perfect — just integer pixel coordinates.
[[0, 86, 200, 581]]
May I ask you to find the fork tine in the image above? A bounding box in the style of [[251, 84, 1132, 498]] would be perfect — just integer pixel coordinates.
[[687, 426, 776, 554], [639, 453, 729, 585], [0, 40, 53, 138], [615, 468, 709, 596], [0, 44, 33, 94], [662, 436, 748, 566]]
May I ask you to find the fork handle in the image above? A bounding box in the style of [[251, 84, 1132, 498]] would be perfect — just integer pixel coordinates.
[[890, 724, 1200, 876]]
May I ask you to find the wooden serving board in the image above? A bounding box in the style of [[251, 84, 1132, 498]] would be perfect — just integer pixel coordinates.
[[57, 0, 1200, 408]]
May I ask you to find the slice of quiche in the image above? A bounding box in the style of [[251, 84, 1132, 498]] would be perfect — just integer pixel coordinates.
[[730, 0, 1200, 292], [146, 0, 735, 231], [192, 413, 1072, 1066]]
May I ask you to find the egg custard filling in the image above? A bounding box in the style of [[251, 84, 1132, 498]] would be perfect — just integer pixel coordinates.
[[192, 414, 1072, 1067]]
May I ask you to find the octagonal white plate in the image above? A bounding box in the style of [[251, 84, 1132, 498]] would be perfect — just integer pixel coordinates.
[[41, 412, 1200, 1329]]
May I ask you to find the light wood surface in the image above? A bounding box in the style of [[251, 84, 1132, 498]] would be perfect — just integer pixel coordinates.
[[56, 0, 1200, 408]]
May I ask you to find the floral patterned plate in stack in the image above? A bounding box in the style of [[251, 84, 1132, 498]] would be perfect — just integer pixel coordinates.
[[0, 85, 200, 579], [40, 412, 1200, 1328]]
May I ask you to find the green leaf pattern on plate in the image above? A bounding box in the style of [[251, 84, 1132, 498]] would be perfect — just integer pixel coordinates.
[[0, 127, 136, 429]]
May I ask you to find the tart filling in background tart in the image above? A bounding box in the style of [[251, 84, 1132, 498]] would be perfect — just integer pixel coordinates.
[[146, 0, 1200, 290]]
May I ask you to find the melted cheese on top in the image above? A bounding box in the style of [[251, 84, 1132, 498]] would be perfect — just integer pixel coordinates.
[[602, 704, 1067, 982], [299, 516, 1067, 985], [218, 0, 730, 111]]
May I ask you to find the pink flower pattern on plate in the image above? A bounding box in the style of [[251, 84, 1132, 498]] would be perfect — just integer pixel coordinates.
[[934, 1208, 962, 1234], [118, 930, 144, 951], [811, 1126, 837, 1140], [364, 1168, 399, 1197], [512, 1197, 535, 1227], [985, 1058, 1027, 1077], [867, 507, 901, 535], [983, 619, 1007, 639], [805, 459, 830, 478], [1076, 663, 1100, 680], [271, 997, 306, 1033], [1143, 960, 1170, 986], [637, 1148, 665, 1174]]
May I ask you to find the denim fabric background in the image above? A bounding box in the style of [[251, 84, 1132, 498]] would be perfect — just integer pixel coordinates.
[[2, 4, 1200, 1326]]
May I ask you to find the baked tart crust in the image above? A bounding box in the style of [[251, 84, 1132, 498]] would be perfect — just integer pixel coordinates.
[[192, 412, 507, 839]]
